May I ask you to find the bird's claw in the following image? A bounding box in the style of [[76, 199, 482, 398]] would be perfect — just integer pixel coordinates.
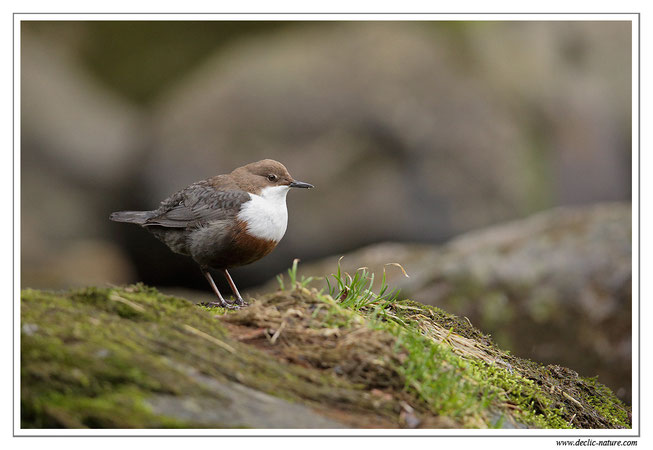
[[234, 297, 249, 307], [201, 300, 240, 310]]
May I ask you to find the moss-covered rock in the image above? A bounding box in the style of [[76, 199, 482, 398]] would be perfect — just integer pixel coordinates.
[[21, 283, 630, 429], [270, 203, 632, 403]]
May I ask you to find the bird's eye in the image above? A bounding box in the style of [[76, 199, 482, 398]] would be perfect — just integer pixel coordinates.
[[267, 174, 278, 182]]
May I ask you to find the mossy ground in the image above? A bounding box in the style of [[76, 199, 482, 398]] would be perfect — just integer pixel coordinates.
[[21, 281, 630, 429], [22, 285, 395, 428], [378, 300, 630, 428]]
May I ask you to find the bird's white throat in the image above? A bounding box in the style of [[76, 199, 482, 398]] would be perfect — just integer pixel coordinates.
[[237, 185, 290, 242]]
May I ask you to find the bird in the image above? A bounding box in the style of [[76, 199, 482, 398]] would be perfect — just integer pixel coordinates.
[[110, 159, 313, 308]]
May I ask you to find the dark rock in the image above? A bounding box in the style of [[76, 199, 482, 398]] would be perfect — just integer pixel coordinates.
[[147, 23, 530, 253], [138, 21, 630, 289], [146, 378, 345, 428]]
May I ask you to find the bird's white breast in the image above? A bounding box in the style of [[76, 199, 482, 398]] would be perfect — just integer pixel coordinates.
[[237, 186, 289, 242]]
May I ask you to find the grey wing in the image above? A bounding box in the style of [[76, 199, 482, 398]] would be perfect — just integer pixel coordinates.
[[144, 183, 250, 228]]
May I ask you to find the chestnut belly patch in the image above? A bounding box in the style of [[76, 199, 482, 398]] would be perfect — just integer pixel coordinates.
[[227, 220, 278, 267]]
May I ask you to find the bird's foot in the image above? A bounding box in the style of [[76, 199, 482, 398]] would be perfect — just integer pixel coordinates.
[[200, 299, 240, 310], [233, 296, 249, 307]]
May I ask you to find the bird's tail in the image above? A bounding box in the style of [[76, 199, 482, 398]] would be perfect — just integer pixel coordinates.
[[109, 210, 153, 225]]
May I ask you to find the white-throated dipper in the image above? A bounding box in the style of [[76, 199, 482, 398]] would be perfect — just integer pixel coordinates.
[[110, 159, 313, 308]]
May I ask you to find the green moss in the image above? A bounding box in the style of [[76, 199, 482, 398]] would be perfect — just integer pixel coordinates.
[[21, 285, 405, 428], [466, 361, 570, 429], [581, 377, 631, 428], [239, 288, 564, 428], [316, 277, 630, 429], [348, 302, 551, 428], [21, 286, 224, 427], [385, 323, 495, 425], [23, 387, 190, 428], [21, 279, 631, 429]]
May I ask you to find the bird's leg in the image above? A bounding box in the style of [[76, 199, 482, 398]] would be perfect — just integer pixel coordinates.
[[223, 269, 248, 306], [201, 268, 238, 309]]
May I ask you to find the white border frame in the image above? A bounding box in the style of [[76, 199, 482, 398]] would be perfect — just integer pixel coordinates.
[[12, 12, 640, 438]]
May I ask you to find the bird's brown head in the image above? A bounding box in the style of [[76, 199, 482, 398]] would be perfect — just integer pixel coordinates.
[[232, 159, 314, 193]]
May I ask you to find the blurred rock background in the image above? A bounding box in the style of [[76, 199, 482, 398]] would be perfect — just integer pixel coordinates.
[[20, 21, 632, 400]]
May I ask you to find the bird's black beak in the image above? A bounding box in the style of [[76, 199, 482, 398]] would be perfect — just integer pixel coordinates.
[[289, 180, 314, 189]]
